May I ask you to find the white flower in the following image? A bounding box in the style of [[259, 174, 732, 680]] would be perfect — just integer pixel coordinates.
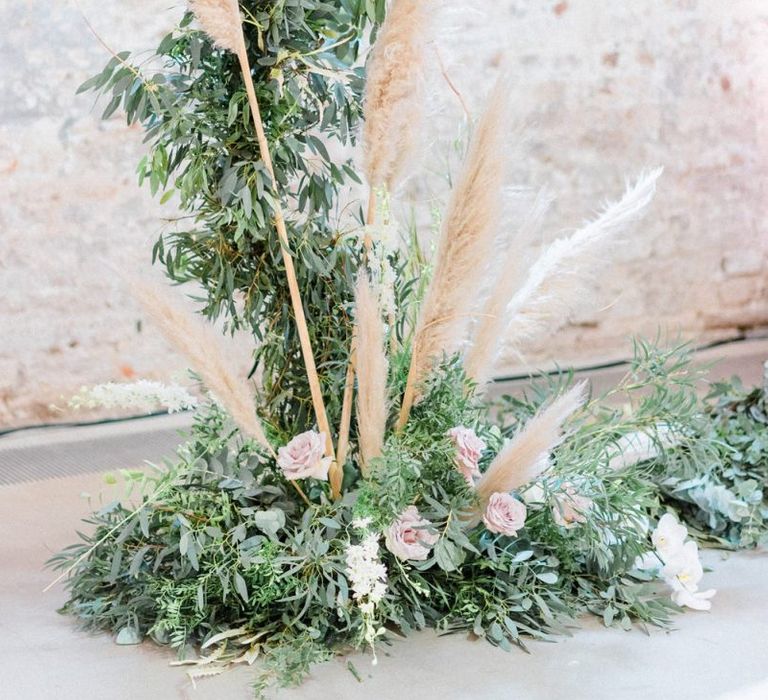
[[644, 514, 716, 611], [345, 534, 388, 604], [661, 540, 704, 589], [69, 380, 198, 414], [352, 516, 373, 530], [669, 586, 717, 611], [651, 513, 688, 559]]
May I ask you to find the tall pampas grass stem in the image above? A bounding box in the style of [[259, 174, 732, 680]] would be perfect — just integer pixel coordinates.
[[354, 276, 389, 474], [397, 74, 512, 430]]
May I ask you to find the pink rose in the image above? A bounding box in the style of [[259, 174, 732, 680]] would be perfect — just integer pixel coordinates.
[[384, 506, 439, 561], [483, 492, 527, 536], [552, 482, 592, 528], [277, 430, 331, 480], [447, 426, 486, 485]]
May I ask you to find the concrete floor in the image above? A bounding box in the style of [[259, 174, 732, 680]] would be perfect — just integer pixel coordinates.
[[2, 340, 768, 699]]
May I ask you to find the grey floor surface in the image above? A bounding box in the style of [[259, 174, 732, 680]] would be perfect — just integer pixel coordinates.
[[2, 339, 768, 699]]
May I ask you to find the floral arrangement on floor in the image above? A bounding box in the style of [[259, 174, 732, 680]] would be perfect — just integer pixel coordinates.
[[49, 1, 765, 696]]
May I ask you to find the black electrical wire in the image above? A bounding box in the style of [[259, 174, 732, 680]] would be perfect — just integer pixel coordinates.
[[491, 333, 764, 383], [1, 333, 765, 440]]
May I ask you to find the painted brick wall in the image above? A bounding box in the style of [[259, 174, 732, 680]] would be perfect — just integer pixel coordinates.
[[2, 0, 766, 426]]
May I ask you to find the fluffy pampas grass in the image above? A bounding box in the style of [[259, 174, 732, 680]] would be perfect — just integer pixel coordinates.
[[396, 74, 512, 429], [354, 276, 389, 473], [471, 168, 663, 381], [362, 0, 433, 196], [463, 190, 553, 389], [472, 381, 588, 514], [188, 0, 245, 54], [132, 279, 273, 455]]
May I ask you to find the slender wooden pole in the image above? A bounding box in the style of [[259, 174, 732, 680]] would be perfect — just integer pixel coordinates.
[[334, 337, 356, 478], [235, 46, 339, 494]]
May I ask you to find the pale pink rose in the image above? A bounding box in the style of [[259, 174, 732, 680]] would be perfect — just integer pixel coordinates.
[[447, 426, 486, 485], [552, 483, 592, 528], [384, 506, 439, 561], [483, 493, 527, 536], [277, 430, 332, 480]]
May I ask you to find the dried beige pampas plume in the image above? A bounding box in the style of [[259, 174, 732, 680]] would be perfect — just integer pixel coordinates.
[[499, 168, 663, 361], [354, 276, 389, 473], [132, 279, 273, 455], [188, 0, 245, 53], [463, 190, 553, 389], [472, 382, 587, 516], [397, 74, 512, 429], [362, 0, 432, 200]]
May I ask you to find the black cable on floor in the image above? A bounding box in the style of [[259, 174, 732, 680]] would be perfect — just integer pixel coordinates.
[[2, 333, 766, 440]]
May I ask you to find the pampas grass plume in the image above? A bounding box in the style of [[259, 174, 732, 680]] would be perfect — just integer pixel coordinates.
[[474, 382, 587, 508], [464, 190, 553, 388], [189, 0, 244, 53], [132, 279, 273, 455], [485, 168, 662, 374], [354, 276, 389, 472], [397, 73, 512, 428], [362, 0, 432, 192]]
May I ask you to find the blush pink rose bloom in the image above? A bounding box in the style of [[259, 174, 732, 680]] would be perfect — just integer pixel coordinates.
[[552, 482, 593, 528], [483, 492, 527, 536], [277, 430, 331, 480], [447, 426, 486, 485], [384, 506, 439, 561]]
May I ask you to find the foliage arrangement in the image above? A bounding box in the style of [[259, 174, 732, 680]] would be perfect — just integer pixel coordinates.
[[652, 371, 768, 548], [51, 1, 766, 696]]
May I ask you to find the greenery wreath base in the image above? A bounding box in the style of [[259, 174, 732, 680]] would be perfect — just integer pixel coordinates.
[[51, 344, 768, 694]]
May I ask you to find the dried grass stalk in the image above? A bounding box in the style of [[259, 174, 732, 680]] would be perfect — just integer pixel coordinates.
[[132, 279, 273, 454], [500, 168, 662, 360], [472, 382, 587, 516], [362, 0, 432, 194], [463, 190, 553, 389], [355, 276, 389, 474], [397, 75, 512, 429]]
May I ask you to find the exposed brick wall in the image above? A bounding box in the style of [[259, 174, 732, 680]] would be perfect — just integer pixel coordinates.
[[1, 0, 766, 426]]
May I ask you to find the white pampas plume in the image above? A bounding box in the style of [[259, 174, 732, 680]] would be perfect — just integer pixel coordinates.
[[472, 382, 587, 515], [188, 0, 245, 54], [396, 74, 512, 429], [362, 0, 433, 194], [606, 423, 678, 471], [500, 168, 663, 360], [354, 276, 389, 473], [464, 190, 553, 389], [132, 279, 273, 455]]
